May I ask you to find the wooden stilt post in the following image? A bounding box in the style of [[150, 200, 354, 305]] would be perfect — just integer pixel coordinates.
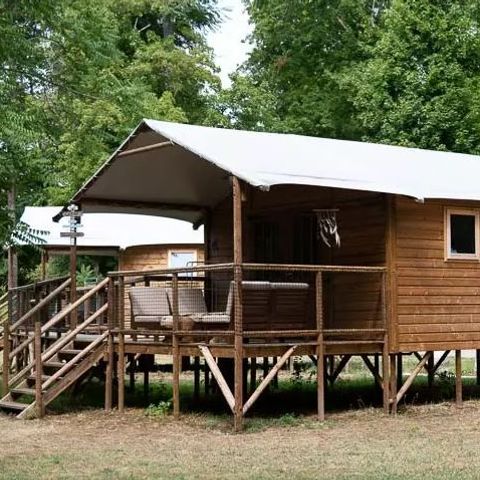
[[250, 357, 257, 393], [389, 354, 397, 414], [34, 314, 44, 418], [144, 368, 149, 399], [2, 291, 12, 395], [455, 350, 462, 408], [272, 357, 279, 389], [61, 206, 83, 329], [105, 277, 114, 411], [373, 354, 380, 390], [380, 271, 389, 412], [263, 357, 268, 380], [194, 356, 200, 401], [117, 276, 125, 412], [129, 355, 135, 392], [172, 273, 180, 419], [204, 361, 210, 396], [316, 271, 325, 421], [427, 351, 434, 389], [232, 176, 244, 432], [396, 353, 403, 391], [382, 336, 389, 413]]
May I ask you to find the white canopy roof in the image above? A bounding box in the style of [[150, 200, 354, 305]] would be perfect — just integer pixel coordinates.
[[67, 119, 480, 223], [20, 207, 203, 251]]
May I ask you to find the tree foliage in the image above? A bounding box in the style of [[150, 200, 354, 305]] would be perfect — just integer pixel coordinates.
[[234, 0, 480, 154], [0, 0, 220, 288]]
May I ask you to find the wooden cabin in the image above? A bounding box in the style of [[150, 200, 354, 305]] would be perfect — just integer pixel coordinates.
[[3, 121, 480, 428], [18, 206, 204, 280]]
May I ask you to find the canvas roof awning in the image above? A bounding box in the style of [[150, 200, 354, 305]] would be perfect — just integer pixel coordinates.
[[19, 207, 203, 254], [62, 119, 480, 224]]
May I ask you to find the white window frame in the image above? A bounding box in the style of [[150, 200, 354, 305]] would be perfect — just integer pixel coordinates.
[[168, 249, 198, 270], [444, 208, 480, 261]]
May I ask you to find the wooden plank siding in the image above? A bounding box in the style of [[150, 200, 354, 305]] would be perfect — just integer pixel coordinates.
[[207, 185, 386, 332], [395, 197, 480, 352], [118, 244, 204, 328]]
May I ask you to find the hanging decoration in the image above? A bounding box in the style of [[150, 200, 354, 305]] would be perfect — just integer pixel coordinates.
[[314, 209, 341, 248]]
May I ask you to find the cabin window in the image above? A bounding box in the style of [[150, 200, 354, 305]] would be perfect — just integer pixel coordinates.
[[168, 250, 197, 269], [445, 208, 480, 260]]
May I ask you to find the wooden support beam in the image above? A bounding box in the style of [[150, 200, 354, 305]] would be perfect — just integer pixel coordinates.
[[144, 368, 149, 400], [129, 355, 135, 392], [118, 331, 125, 413], [117, 276, 126, 412], [395, 351, 432, 407], [34, 315, 44, 418], [199, 345, 235, 413], [250, 357, 257, 393], [316, 271, 325, 421], [232, 176, 244, 432], [117, 140, 174, 157], [389, 354, 397, 414], [456, 350, 462, 408], [273, 357, 279, 389], [172, 273, 180, 419], [2, 292, 11, 394], [194, 356, 200, 401], [427, 351, 434, 388], [361, 355, 383, 390], [432, 350, 450, 376], [204, 361, 210, 396], [105, 332, 113, 411], [382, 336, 389, 412], [396, 353, 403, 391], [243, 346, 297, 415], [329, 354, 351, 384]]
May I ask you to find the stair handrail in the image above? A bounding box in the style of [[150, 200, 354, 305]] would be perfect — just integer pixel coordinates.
[[41, 304, 108, 364], [42, 330, 109, 390], [0, 292, 8, 324], [8, 276, 69, 294], [8, 304, 109, 387], [7, 278, 110, 388], [9, 278, 72, 332]]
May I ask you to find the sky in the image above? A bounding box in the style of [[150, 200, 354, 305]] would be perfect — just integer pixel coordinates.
[[206, 0, 252, 87]]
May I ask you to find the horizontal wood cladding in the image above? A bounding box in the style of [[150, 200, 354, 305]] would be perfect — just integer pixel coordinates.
[[208, 185, 386, 332], [118, 244, 204, 329], [395, 197, 480, 352]]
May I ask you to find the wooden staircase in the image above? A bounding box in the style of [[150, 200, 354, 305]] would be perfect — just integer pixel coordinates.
[[0, 334, 107, 418], [0, 278, 110, 418]]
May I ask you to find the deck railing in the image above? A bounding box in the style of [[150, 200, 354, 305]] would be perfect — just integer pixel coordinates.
[[107, 262, 388, 344]]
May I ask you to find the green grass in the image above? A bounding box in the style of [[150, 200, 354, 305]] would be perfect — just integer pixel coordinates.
[[2, 359, 480, 479]]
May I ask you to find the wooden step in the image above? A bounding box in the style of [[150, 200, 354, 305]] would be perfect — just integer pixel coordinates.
[[26, 374, 51, 387], [11, 387, 35, 397], [0, 400, 28, 411], [58, 349, 82, 357], [44, 361, 66, 369]]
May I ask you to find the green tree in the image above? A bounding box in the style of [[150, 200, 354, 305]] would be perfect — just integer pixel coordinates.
[[0, 0, 220, 289], [235, 0, 389, 137], [342, 0, 480, 152]]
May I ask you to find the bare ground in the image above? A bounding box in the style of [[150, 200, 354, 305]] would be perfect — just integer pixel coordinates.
[[1, 401, 480, 480]]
